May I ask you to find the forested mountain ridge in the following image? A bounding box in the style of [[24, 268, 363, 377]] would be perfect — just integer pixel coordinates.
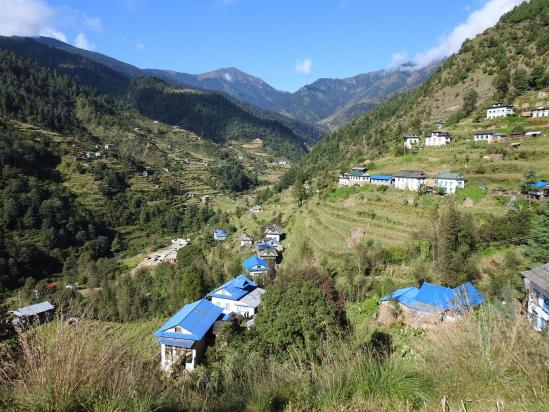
[[293, 0, 549, 179], [31, 35, 437, 133], [0, 36, 307, 162]]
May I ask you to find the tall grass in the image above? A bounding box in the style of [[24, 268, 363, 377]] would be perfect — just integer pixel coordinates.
[[414, 306, 549, 410]]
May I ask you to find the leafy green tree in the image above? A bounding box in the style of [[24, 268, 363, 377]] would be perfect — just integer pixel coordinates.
[[254, 268, 346, 359], [462, 89, 479, 116], [529, 64, 547, 89], [521, 167, 537, 194], [526, 202, 549, 264], [512, 68, 529, 95], [492, 70, 510, 98], [434, 199, 476, 285]]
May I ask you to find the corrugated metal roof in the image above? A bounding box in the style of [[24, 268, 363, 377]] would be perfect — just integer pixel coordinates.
[[521, 263, 549, 294], [239, 287, 266, 308], [154, 298, 223, 341], [381, 282, 485, 314], [265, 224, 284, 235], [394, 170, 426, 178], [208, 275, 257, 301], [214, 228, 228, 237], [243, 256, 269, 271], [12, 301, 54, 317], [157, 337, 195, 348], [370, 175, 393, 180], [436, 172, 465, 180], [531, 181, 549, 189]]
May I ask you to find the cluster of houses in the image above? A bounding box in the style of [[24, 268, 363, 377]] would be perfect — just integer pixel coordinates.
[[487, 102, 549, 119], [403, 132, 453, 148], [153, 274, 266, 372], [154, 224, 286, 372], [339, 167, 465, 194]]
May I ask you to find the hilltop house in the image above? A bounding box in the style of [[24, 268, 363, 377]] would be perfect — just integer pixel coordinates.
[[249, 205, 262, 214], [154, 298, 223, 372], [435, 172, 465, 194], [243, 255, 270, 279], [240, 233, 253, 248], [393, 170, 427, 191], [425, 131, 452, 147], [532, 107, 549, 118], [208, 275, 266, 318], [380, 282, 485, 326], [255, 241, 279, 265], [265, 224, 284, 242], [403, 135, 420, 149], [474, 130, 503, 144], [370, 175, 394, 186], [11, 301, 55, 326], [486, 102, 515, 119], [521, 263, 549, 332], [528, 181, 549, 200], [213, 228, 228, 241]]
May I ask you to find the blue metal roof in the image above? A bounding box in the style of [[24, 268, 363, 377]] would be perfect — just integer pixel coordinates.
[[214, 228, 228, 237], [243, 255, 269, 272], [207, 275, 257, 301], [255, 241, 274, 250], [154, 298, 223, 341], [531, 181, 549, 188], [381, 281, 485, 313], [370, 175, 393, 180]]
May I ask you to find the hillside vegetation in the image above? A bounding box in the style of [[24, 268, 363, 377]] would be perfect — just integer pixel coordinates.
[[0, 36, 307, 162], [295, 0, 549, 179]]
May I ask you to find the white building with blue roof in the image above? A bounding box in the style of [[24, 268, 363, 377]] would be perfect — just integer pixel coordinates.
[[243, 255, 270, 279], [208, 275, 266, 318], [213, 228, 228, 241], [154, 298, 223, 372]]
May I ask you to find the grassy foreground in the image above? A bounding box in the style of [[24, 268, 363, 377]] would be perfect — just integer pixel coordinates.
[[1, 305, 547, 411]]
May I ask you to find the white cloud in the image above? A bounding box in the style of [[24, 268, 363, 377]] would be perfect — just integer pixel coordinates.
[[136, 42, 144, 51], [413, 0, 522, 68], [390, 52, 408, 67], [74, 32, 95, 50], [84, 16, 102, 32], [295, 57, 312, 75], [0, 0, 66, 40]]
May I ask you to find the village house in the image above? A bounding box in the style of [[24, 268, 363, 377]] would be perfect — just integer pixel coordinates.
[[403, 135, 420, 150], [154, 298, 223, 372], [249, 205, 262, 214], [201, 195, 210, 204], [208, 275, 266, 318], [436, 120, 445, 129], [213, 228, 228, 241], [264, 224, 284, 242], [525, 131, 542, 137], [486, 102, 515, 119], [338, 173, 350, 187], [532, 107, 549, 118], [104, 143, 115, 149], [239, 233, 253, 248], [380, 282, 485, 326], [473, 130, 503, 144], [255, 241, 279, 266], [393, 170, 427, 191], [528, 181, 549, 200], [369, 175, 394, 186], [425, 131, 452, 147], [11, 301, 55, 326], [243, 255, 270, 279], [85, 151, 101, 158], [521, 263, 549, 333], [435, 172, 465, 194]]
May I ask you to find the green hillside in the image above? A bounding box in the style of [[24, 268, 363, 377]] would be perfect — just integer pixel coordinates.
[[296, 0, 549, 179], [0, 36, 307, 162]]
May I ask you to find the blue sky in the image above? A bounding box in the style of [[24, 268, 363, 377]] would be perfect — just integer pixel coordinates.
[[0, 0, 523, 91]]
